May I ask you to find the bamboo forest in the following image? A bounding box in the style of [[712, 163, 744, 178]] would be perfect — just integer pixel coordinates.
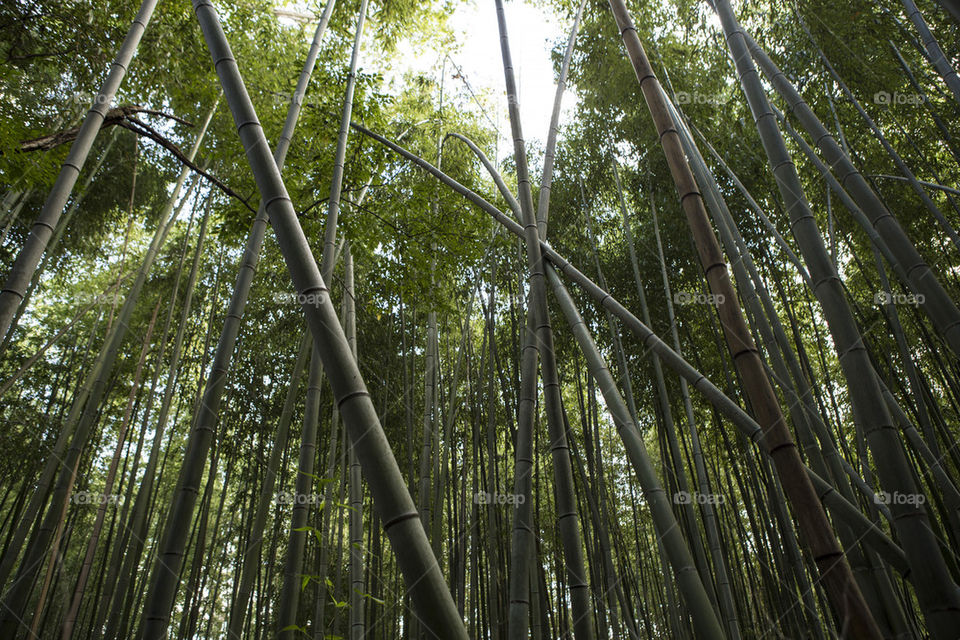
[[6, 0, 960, 637]]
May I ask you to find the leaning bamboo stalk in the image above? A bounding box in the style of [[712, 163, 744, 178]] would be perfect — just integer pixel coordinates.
[[764, 107, 907, 285], [666, 89, 905, 635], [136, 2, 339, 634], [668, 95, 887, 516], [0, 0, 158, 341], [419, 124, 903, 634], [174, 3, 468, 637], [899, 0, 960, 104], [276, 187, 373, 640]]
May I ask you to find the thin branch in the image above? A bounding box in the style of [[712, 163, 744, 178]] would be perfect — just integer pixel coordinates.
[[117, 117, 256, 213], [16, 105, 192, 152]]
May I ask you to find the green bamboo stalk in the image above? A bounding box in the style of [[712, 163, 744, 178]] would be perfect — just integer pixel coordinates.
[[493, 3, 593, 636], [0, 0, 159, 341], [179, 2, 468, 636], [900, 0, 960, 104]]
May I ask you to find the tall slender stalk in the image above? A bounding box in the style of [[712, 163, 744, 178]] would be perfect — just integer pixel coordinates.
[[899, 0, 960, 104], [610, 160, 718, 614], [648, 196, 742, 639], [344, 244, 365, 640], [802, 22, 960, 255], [494, 2, 593, 637]]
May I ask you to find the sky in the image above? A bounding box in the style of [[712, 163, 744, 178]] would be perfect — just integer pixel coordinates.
[[391, 0, 576, 162], [275, 0, 578, 162]]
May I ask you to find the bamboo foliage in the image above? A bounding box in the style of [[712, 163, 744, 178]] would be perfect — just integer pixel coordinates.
[[3, 1, 960, 638]]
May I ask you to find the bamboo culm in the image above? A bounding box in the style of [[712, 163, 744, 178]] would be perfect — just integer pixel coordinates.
[[179, 2, 469, 637]]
